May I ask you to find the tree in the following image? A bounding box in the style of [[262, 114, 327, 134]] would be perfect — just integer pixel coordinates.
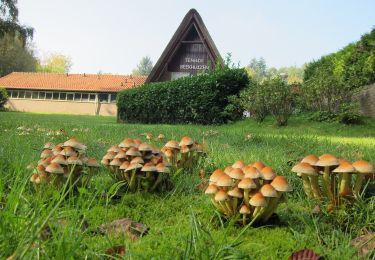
[[0, 35, 37, 76], [37, 53, 72, 73], [132, 56, 153, 76], [245, 57, 268, 82]]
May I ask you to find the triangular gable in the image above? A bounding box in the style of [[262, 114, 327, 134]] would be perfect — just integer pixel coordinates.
[[146, 9, 222, 83]]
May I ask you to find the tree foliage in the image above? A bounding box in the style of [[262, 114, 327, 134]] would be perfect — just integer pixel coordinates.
[[132, 56, 153, 76], [0, 87, 8, 107], [37, 53, 72, 73]]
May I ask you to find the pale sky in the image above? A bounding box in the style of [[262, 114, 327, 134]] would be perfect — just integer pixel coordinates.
[[18, 0, 375, 74]]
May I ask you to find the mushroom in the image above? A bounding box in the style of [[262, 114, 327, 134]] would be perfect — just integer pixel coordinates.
[[43, 142, 55, 150], [232, 160, 245, 169], [141, 162, 157, 191], [243, 166, 261, 188], [216, 173, 234, 192], [252, 161, 266, 171], [332, 161, 355, 197], [119, 138, 136, 149], [260, 166, 276, 184], [238, 178, 256, 208], [151, 162, 170, 192], [126, 162, 143, 191], [227, 168, 244, 185], [205, 184, 221, 210], [227, 187, 243, 213], [258, 184, 278, 220], [292, 162, 321, 199], [239, 204, 251, 226], [40, 149, 53, 159], [214, 190, 232, 217], [249, 192, 267, 220], [352, 160, 374, 197], [209, 169, 225, 184], [158, 134, 165, 141], [314, 154, 339, 204], [60, 146, 78, 157]]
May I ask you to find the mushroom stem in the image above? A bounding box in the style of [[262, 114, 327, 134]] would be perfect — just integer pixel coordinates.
[[243, 189, 250, 208], [210, 198, 222, 211], [150, 173, 163, 192], [301, 174, 314, 198], [232, 197, 238, 213], [339, 173, 352, 197], [129, 170, 137, 191], [261, 197, 280, 222], [309, 175, 323, 199], [242, 214, 247, 226], [322, 166, 335, 204], [225, 201, 233, 217], [353, 173, 365, 198]]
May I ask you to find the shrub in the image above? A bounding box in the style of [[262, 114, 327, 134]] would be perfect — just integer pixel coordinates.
[[239, 80, 268, 122], [0, 88, 8, 107], [336, 103, 363, 125], [117, 67, 249, 124]]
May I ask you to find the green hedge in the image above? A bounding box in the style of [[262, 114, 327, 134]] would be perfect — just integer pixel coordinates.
[[117, 67, 249, 124]]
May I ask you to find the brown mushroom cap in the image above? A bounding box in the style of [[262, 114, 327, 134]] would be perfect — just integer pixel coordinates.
[[86, 158, 100, 168], [227, 187, 243, 198], [352, 160, 374, 173], [43, 142, 55, 150], [163, 149, 174, 158], [30, 173, 39, 183], [238, 178, 256, 189], [101, 158, 110, 166], [209, 169, 225, 183], [232, 160, 245, 169], [239, 204, 251, 214], [38, 157, 52, 168], [165, 140, 180, 150], [125, 147, 141, 157], [224, 166, 233, 175], [301, 154, 319, 165], [158, 134, 165, 140], [130, 157, 144, 165], [67, 156, 83, 166], [243, 166, 261, 179], [125, 162, 143, 172], [156, 163, 170, 173], [252, 161, 266, 171], [103, 151, 116, 160], [205, 184, 218, 195], [141, 162, 157, 172], [216, 174, 234, 187], [180, 145, 191, 154], [179, 136, 194, 147], [52, 145, 63, 155], [119, 161, 130, 170], [249, 192, 267, 207], [114, 150, 127, 159], [45, 163, 64, 174], [138, 143, 153, 152], [228, 168, 244, 180], [119, 138, 136, 148], [270, 176, 292, 192], [260, 184, 278, 198], [107, 145, 120, 153], [261, 166, 276, 181], [315, 153, 339, 167], [214, 190, 228, 202], [51, 155, 67, 165], [109, 158, 122, 167], [133, 139, 143, 147], [60, 147, 78, 157], [333, 161, 355, 173], [292, 162, 317, 176], [40, 149, 53, 159]]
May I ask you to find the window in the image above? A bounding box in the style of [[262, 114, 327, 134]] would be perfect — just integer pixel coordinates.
[[110, 94, 117, 103], [32, 91, 39, 99], [25, 91, 32, 99], [39, 92, 46, 99], [74, 93, 81, 101], [67, 93, 74, 101], [53, 92, 59, 100], [46, 92, 52, 100], [18, 91, 25, 99], [99, 93, 108, 103], [89, 94, 96, 101], [81, 93, 89, 101], [60, 93, 67, 100], [11, 91, 18, 98]]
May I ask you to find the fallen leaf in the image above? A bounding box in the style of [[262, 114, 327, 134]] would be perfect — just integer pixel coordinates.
[[105, 245, 126, 256], [98, 218, 148, 241], [311, 205, 321, 215], [351, 232, 375, 258], [289, 248, 321, 260]]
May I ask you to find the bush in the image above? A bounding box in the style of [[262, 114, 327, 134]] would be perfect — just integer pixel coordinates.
[[336, 103, 363, 125], [309, 111, 337, 123], [239, 80, 268, 122], [0, 88, 8, 107], [117, 67, 249, 124]]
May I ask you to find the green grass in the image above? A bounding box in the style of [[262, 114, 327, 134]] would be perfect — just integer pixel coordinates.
[[0, 112, 374, 259]]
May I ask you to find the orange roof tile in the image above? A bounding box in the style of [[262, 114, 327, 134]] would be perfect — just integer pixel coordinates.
[[0, 72, 146, 93]]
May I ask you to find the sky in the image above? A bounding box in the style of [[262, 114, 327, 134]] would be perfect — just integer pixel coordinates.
[[18, 0, 375, 75]]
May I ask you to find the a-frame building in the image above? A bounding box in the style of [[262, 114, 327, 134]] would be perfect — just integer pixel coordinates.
[[146, 9, 222, 83]]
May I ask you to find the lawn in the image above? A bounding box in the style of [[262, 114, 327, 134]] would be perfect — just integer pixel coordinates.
[[0, 112, 374, 259]]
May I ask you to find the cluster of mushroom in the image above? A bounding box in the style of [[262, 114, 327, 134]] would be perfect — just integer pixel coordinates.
[[161, 136, 205, 170], [205, 160, 292, 225], [292, 154, 374, 208], [28, 138, 100, 190], [101, 138, 171, 192]]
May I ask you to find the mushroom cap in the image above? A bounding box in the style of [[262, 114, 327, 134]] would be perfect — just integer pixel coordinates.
[[243, 166, 261, 179], [227, 168, 244, 180], [114, 150, 127, 159], [315, 154, 339, 167], [67, 156, 83, 166], [40, 149, 53, 159], [232, 160, 245, 169], [249, 192, 267, 207], [252, 161, 266, 171], [38, 157, 52, 168], [133, 139, 143, 147], [145, 133, 153, 140], [165, 140, 180, 150], [63, 138, 86, 151], [179, 136, 194, 147], [238, 178, 256, 189], [214, 190, 228, 202], [352, 160, 374, 173], [301, 154, 319, 165], [125, 162, 143, 172], [292, 162, 317, 176], [103, 151, 117, 160], [101, 158, 110, 166], [261, 166, 276, 180], [86, 158, 100, 167], [180, 145, 191, 154], [333, 161, 355, 173], [205, 184, 218, 195], [163, 149, 174, 158], [119, 161, 130, 170], [156, 163, 170, 173], [60, 147, 78, 157], [30, 173, 39, 183], [43, 142, 55, 150], [260, 184, 278, 198], [51, 155, 67, 165], [36, 164, 46, 174], [130, 157, 144, 165], [270, 176, 292, 192], [209, 169, 225, 183], [216, 174, 234, 187], [141, 162, 157, 172], [119, 138, 136, 148], [194, 143, 204, 153], [138, 143, 153, 152], [224, 166, 233, 175], [158, 134, 165, 140], [109, 158, 122, 167], [227, 187, 243, 198], [125, 147, 141, 157], [45, 163, 64, 174], [52, 145, 63, 155], [107, 145, 120, 153], [239, 204, 250, 214]]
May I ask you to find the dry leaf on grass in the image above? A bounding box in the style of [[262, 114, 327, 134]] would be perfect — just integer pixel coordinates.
[[105, 245, 126, 256], [351, 232, 375, 258], [289, 248, 321, 260], [98, 218, 148, 241]]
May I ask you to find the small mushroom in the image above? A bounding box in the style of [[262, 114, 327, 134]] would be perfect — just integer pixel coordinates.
[[333, 161, 355, 197], [352, 160, 374, 197], [292, 162, 321, 199], [239, 204, 251, 226]]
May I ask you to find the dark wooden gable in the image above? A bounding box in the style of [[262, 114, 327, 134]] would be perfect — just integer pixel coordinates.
[[146, 9, 222, 83]]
